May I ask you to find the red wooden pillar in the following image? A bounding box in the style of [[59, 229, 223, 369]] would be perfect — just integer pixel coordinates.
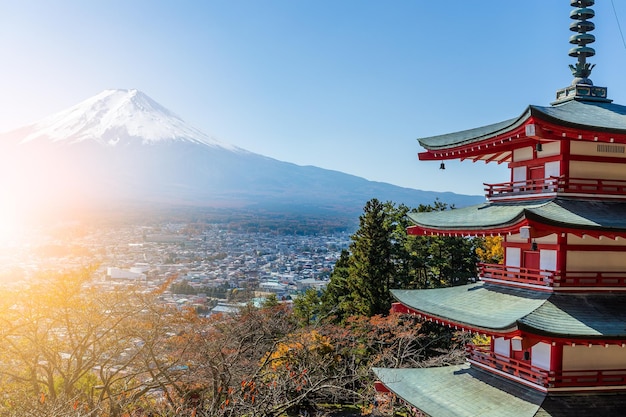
[[550, 341, 563, 387]]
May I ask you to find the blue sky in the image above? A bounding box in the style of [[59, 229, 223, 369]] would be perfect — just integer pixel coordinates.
[[1, 1, 626, 196]]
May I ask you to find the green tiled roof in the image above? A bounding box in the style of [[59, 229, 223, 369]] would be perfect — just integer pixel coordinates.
[[372, 365, 545, 417], [393, 283, 626, 338], [391, 284, 549, 333], [407, 198, 626, 232], [418, 100, 626, 150], [407, 200, 542, 231], [373, 366, 626, 416], [526, 199, 626, 230], [533, 100, 626, 133], [519, 294, 626, 338], [417, 116, 523, 150]]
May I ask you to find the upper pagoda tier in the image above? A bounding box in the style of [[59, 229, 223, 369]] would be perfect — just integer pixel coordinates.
[[419, 99, 626, 202], [417, 100, 626, 163]]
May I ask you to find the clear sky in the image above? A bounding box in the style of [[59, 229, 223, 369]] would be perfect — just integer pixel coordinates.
[[1, 1, 626, 196]]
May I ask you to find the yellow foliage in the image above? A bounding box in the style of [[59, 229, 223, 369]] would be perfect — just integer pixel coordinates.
[[263, 330, 334, 371], [476, 236, 504, 264]]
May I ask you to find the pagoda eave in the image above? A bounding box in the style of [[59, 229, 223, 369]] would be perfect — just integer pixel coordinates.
[[417, 101, 626, 163], [407, 199, 626, 240], [417, 121, 531, 163], [407, 219, 530, 238], [391, 302, 519, 337]]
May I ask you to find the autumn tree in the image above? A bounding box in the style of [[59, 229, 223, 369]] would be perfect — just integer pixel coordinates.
[[476, 235, 504, 264], [0, 268, 161, 416]]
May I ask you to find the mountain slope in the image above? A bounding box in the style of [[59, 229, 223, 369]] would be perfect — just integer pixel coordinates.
[[0, 89, 483, 221]]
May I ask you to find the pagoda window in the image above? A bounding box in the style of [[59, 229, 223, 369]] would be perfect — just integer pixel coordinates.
[[494, 337, 511, 359], [505, 247, 521, 268], [544, 161, 560, 179], [531, 342, 551, 371], [540, 249, 557, 272], [512, 166, 526, 192], [512, 166, 526, 181]]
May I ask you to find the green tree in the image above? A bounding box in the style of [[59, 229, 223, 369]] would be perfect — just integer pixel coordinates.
[[262, 293, 280, 308], [320, 249, 351, 320], [345, 198, 395, 317], [293, 288, 322, 327], [322, 199, 480, 321]]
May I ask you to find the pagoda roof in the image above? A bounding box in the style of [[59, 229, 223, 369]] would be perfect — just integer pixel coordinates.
[[373, 365, 545, 417], [392, 284, 547, 334], [418, 100, 626, 162], [406, 198, 626, 237], [373, 365, 626, 417], [392, 283, 626, 338]]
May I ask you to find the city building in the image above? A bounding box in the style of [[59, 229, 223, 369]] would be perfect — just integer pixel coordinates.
[[374, 1, 626, 415]]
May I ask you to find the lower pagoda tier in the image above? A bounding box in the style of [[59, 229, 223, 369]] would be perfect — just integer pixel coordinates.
[[391, 284, 626, 392], [373, 365, 626, 417]]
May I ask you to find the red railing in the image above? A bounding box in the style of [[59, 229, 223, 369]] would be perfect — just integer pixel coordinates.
[[557, 177, 626, 196], [479, 263, 554, 287], [480, 264, 626, 288], [467, 344, 550, 387], [468, 344, 626, 389], [553, 271, 626, 287], [485, 176, 626, 199], [552, 369, 626, 388], [484, 177, 558, 199]]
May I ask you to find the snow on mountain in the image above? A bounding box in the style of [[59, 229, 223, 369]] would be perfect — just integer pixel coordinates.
[[19, 89, 241, 151], [0, 89, 483, 224]]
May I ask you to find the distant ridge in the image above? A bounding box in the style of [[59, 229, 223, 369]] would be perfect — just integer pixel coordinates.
[[0, 89, 484, 223]]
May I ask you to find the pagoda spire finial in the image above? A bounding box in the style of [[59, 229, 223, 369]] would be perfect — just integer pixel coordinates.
[[569, 0, 596, 85], [553, 0, 610, 104]]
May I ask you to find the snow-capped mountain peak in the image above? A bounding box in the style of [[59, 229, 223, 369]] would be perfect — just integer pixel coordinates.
[[20, 89, 239, 150]]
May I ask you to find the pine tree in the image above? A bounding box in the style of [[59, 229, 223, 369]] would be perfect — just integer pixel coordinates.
[[346, 198, 395, 317]]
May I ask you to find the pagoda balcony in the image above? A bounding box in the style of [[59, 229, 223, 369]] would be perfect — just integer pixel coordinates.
[[467, 344, 550, 388], [468, 344, 626, 390], [479, 263, 626, 289], [484, 176, 626, 201], [479, 263, 554, 288]]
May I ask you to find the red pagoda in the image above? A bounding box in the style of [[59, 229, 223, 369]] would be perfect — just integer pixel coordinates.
[[373, 1, 626, 415]]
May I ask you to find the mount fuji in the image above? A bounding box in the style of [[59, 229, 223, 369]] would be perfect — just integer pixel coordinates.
[[0, 89, 482, 221]]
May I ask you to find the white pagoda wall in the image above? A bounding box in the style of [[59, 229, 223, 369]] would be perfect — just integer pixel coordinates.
[[513, 147, 534, 162], [569, 161, 626, 180], [566, 236, 626, 272], [539, 142, 560, 157], [569, 141, 626, 181], [563, 345, 626, 371]]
